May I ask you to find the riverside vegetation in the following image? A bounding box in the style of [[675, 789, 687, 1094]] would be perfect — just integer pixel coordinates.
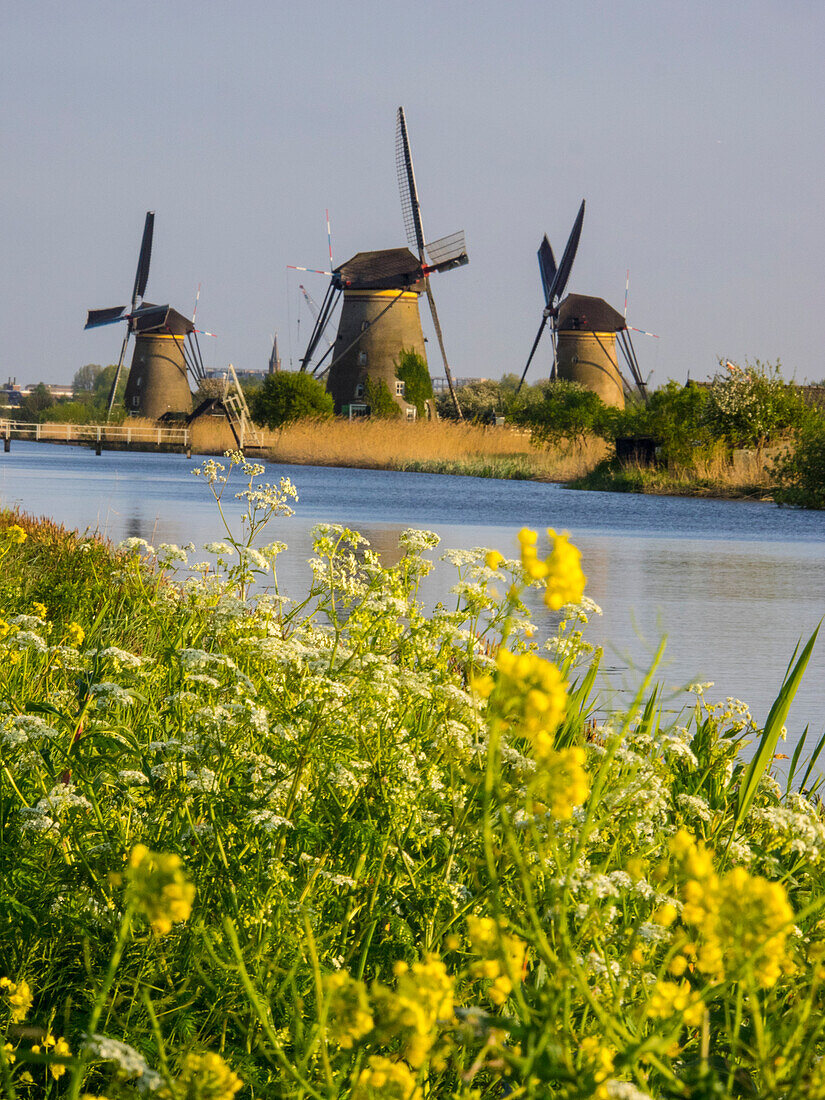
[[14, 357, 825, 505], [1, 453, 825, 1099]]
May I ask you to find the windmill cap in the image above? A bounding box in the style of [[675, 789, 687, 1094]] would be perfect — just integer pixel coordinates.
[[334, 248, 424, 291], [129, 304, 195, 336], [556, 294, 626, 333]]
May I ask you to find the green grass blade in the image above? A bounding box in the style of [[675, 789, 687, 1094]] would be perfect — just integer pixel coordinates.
[[732, 625, 819, 839]]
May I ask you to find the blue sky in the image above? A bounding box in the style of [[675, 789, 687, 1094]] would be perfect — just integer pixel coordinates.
[[2, 0, 823, 388]]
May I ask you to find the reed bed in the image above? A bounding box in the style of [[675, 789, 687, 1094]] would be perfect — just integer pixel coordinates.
[[247, 418, 609, 481]]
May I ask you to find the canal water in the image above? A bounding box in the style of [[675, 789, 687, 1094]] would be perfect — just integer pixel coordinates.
[[2, 442, 824, 752]]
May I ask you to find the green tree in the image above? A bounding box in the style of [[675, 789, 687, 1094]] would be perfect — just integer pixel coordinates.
[[72, 363, 103, 397], [394, 349, 433, 419], [365, 377, 401, 419], [249, 371, 334, 428], [92, 364, 129, 409]]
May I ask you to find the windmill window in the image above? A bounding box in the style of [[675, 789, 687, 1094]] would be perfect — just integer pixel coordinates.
[[355, 382, 365, 398], [136, 376, 142, 387], [405, 406, 417, 421], [132, 396, 140, 408], [357, 351, 368, 367], [395, 381, 405, 396]]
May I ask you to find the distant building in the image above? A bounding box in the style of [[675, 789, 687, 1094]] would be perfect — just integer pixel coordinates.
[[430, 376, 489, 393]]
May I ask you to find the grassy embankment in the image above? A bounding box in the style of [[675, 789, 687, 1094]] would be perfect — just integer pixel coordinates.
[[1, 456, 824, 1098], [570, 446, 782, 500]]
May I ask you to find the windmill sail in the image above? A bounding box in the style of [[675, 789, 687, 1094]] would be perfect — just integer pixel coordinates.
[[395, 107, 464, 419], [132, 211, 155, 306], [516, 201, 585, 393], [538, 235, 556, 306]]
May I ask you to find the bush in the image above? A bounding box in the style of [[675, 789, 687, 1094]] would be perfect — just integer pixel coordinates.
[[512, 380, 607, 447], [435, 378, 522, 422], [249, 371, 333, 428], [394, 349, 433, 419], [773, 414, 825, 508], [600, 381, 713, 465], [365, 376, 401, 419], [703, 359, 808, 450]]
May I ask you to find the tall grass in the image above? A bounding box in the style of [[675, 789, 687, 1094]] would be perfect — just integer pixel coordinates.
[[243, 419, 608, 481]]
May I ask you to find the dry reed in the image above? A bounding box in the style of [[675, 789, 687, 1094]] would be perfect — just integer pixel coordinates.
[[248, 419, 607, 482]]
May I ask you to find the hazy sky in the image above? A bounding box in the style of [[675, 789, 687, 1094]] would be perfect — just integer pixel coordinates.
[[2, 0, 823, 389]]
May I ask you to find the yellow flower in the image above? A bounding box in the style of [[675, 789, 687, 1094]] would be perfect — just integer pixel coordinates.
[[353, 1055, 421, 1099], [467, 917, 525, 1007], [579, 1035, 615, 1083], [5, 524, 27, 545], [493, 648, 568, 750], [485, 549, 505, 571], [672, 831, 794, 987], [648, 979, 704, 1028], [65, 622, 85, 646], [371, 955, 454, 1067], [517, 527, 586, 610], [48, 1036, 71, 1080], [0, 619, 10, 640], [31, 602, 47, 618], [178, 1051, 242, 1100], [543, 529, 586, 611], [530, 745, 589, 820], [326, 971, 374, 1049], [126, 845, 195, 936], [0, 977, 32, 1022]]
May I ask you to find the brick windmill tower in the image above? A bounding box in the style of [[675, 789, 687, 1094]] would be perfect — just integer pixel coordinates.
[[296, 108, 468, 419]]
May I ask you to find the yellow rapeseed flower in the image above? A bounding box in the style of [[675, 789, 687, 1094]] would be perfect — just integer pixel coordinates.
[[493, 648, 568, 752], [371, 955, 454, 1067], [5, 524, 27, 545], [326, 972, 374, 1049], [126, 845, 195, 936], [353, 1055, 421, 1099], [543, 529, 587, 611], [0, 977, 32, 1023], [517, 527, 586, 610], [178, 1051, 242, 1100], [65, 622, 85, 646], [31, 602, 47, 619], [531, 745, 589, 820], [648, 979, 704, 1028], [485, 549, 505, 571], [467, 916, 525, 1006], [0, 619, 10, 640], [671, 830, 794, 987]]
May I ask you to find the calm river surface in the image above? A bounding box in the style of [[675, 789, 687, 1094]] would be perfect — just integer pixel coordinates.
[[2, 442, 824, 751]]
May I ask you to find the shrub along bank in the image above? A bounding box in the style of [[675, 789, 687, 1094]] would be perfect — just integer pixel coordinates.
[[1, 457, 824, 1098]]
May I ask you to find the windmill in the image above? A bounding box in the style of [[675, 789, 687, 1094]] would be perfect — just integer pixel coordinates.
[[295, 108, 468, 420], [84, 211, 208, 420], [516, 202, 648, 407]]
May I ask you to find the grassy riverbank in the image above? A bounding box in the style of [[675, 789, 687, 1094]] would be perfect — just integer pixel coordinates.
[[1, 458, 824, 1098], [570, 450, 778, 501]]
